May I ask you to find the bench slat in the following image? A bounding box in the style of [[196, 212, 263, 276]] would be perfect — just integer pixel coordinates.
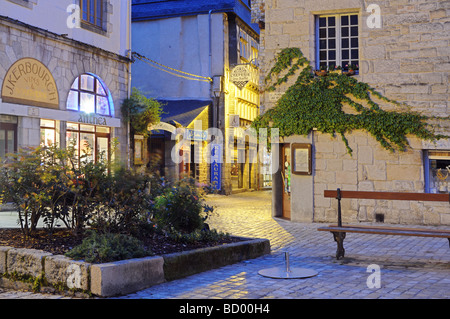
[[318, 225, 450, 238], [325, 224, 450, 234], [324, 190, 449, 202]]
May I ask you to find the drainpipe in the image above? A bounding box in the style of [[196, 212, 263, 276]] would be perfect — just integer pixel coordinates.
[[209, 10, 217, 132], [209, 10, 213, 81], [127, 0, 132, 168]]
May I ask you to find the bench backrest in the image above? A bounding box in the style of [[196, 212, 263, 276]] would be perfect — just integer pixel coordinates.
[[324, 188, 449, 227], [324, 190, 449, 202]]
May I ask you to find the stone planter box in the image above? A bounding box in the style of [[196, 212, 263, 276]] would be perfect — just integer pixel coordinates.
[[0, 237, 270, 297], [163, 238, 271, 281], [90, 256, 165, 297]]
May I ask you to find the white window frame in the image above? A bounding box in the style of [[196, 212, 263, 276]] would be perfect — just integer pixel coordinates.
[[315, 13, 360, 72]]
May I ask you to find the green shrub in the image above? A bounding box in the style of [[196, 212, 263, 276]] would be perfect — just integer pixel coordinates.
[[0, 143, 158, 237], [88, 166, 154, 235], [151, 177, 214, 234], [65, 231, 153, 263]]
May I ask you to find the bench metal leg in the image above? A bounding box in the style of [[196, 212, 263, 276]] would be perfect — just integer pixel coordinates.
[[332, 232, 346, 259]]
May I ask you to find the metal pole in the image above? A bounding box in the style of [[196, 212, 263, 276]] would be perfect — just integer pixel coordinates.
[[337, 188, 342, 227], [285, 252, 291, 273]]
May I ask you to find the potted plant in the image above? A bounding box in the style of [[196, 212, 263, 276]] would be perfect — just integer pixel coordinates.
[[329, 65, 342, 75], [314, 65, 328, 76], [343, 64, 358, 76]]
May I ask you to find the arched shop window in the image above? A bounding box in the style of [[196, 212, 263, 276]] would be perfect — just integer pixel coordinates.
[[67, 73, 114, 116]]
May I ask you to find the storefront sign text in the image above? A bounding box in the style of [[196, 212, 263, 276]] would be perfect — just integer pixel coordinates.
[[1, 58, 59, 109], [186, 129, 207, 141], [78, 113, 107, 126], [210, 144, 222, 190]]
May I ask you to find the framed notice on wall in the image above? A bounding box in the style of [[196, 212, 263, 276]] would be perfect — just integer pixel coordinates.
[[291, 143, 312, 175]]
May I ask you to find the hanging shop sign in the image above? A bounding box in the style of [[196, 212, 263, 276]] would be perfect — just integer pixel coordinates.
[[1, 58, 59, 109], [185, 129, 207, 141], [230, 65, 251, 90]]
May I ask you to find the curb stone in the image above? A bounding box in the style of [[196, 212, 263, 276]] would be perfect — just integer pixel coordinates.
[[0, 237, 271, 297]]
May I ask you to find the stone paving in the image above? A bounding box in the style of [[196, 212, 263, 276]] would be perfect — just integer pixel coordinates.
[[1, 190, 449, 299], [120, 190, 450, 299]]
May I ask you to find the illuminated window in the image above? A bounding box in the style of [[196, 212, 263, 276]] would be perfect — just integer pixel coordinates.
[[67, 73, 113, 116], [66, 122, 110, 165], [40, 119, 57, 147], [424, 151, 450, 193]]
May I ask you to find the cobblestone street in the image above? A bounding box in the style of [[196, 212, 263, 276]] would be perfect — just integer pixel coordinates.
[[120, 190, 450, 300], [1, 190, 449, 299]]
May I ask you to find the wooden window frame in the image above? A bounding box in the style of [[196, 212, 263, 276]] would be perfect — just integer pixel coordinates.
[[80, 0, 104, 30], [291, 143, 312, 175], [40, 119, 57, 147], [66, 123, 111, 165]]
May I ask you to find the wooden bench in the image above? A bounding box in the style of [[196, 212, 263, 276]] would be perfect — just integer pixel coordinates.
[[317, 188, 450, 259]]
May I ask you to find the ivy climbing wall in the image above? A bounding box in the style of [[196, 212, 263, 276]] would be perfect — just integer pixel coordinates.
[[254, 0, 450, 226]]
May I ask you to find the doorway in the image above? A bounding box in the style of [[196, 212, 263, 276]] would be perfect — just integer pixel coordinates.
[[0, 122, 17, 158], [281, 144, 291, 219], [96, 135, 109, 163]]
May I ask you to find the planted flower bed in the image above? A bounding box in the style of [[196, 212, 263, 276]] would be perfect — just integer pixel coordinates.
[[0, 145, 271, 297]]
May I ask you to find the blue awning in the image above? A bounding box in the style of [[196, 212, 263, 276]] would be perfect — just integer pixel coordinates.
[[158, 99, 211, 127]]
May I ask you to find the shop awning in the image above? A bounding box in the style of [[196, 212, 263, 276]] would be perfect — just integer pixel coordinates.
[[158, 99, 211, 127]]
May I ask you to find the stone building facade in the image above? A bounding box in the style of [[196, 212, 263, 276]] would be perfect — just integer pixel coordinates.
[[0, 0, 131, 171], [252, 0, 450, 225]]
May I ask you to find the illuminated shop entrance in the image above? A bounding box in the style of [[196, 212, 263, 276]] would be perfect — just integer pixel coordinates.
[[66, 122, 110, 164]]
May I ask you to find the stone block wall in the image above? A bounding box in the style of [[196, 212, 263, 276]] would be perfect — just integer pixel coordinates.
[[260, 0, 449, 117], [313, 131, 450, 225], [256, 0, 450, 225]]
